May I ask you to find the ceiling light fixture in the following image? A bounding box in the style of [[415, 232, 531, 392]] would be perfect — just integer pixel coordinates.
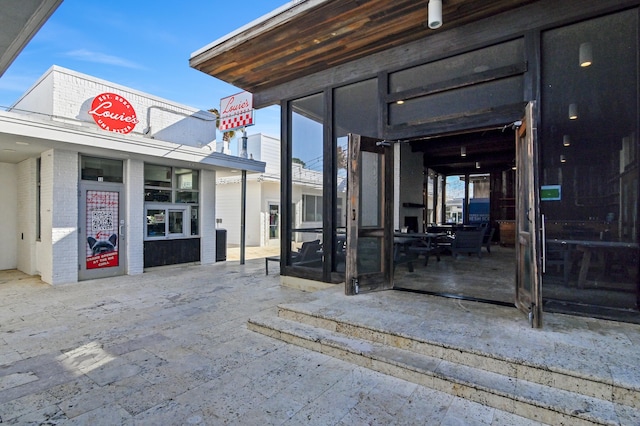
[[579, 42, 593, 67], [428, 0, 442, 29], [460, 146, 466, 157], [563, 135, 571, 147], [568, 103, 578, 120]]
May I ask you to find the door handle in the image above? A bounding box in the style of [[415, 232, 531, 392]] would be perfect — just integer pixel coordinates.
[[541, 214, 546, 273], [351, 209, 356, 221]]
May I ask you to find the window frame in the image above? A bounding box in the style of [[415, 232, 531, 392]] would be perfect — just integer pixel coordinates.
[[144, 164, 200, 240]]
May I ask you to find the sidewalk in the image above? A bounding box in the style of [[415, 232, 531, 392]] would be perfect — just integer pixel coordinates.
[[0, 260, 543, 425]]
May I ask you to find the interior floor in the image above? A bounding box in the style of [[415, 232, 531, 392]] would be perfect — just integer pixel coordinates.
[[392, 243, 640, 323], [393, 244, 516, 305]]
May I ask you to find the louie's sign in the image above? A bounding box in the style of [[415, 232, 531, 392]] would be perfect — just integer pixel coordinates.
[[218, 91, 254, 131], [89, 92, 138, 134]]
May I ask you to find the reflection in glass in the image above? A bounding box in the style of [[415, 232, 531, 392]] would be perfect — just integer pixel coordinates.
[[144, 164, 172, 187], [290, 93, 324, 270], [176, 191, 198, 203], [334, 79, 378, 274], [169, 210, 183, 234], [191, 207, 199, 236], [176, 169, 199, 190], [541, 10, 638, 312], [147, 209, 165, 237], [81, 156, 123, 183], [145, 189, 171, 202]]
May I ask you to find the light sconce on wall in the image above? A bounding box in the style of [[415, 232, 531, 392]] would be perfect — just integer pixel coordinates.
[[579, 42, 593, 67], [568, 103, 578, 120], [428, 0, 442, 29], [460, 146, 466, 157], [563, 135, 571, 147], [560, 154, 566, 163]]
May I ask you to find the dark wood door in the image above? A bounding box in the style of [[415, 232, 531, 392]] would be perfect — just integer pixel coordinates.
[[345, 134, 394, 294], [515, 102, 543, 327]]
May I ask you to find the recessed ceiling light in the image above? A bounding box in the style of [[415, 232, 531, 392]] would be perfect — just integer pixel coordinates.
[[3, 149, 16, 152], [15, 141, 29, 145]]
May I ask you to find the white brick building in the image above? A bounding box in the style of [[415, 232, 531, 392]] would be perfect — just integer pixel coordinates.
[[0, 66, 264, 285]]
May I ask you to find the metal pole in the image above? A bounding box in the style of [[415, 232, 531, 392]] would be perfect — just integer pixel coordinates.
[[240, 128, 248, 159], [240, 169, 247, 265]]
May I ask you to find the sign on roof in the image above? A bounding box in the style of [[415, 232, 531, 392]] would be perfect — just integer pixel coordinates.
[[219, 91, 254, 131], [89, 93, 138, 134]]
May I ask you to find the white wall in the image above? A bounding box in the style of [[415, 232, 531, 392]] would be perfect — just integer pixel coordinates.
[[399, 143, 425, 232], [11, 71, 54, 117], [216, 180, 262, 246], [39, 149, 78, 285], [0, 163, 18, 270], [200, 169, 217, 264], [126, 159, 144, 275], [14, 66, 216, 147], [247, 133, 280, 176]]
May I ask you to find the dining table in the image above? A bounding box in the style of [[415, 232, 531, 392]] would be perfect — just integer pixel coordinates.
[[547, 238, 639, 288]]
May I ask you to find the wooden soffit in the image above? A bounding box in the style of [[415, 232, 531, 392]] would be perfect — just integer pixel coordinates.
[[190, 0, 538, 95]]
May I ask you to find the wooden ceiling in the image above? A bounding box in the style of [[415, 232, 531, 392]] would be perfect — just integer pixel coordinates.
[[409, 128, 516, 175], [190, 0, 538, 94]]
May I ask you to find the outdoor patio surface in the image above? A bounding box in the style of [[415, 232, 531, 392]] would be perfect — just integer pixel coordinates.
[[1, 255, 638, 424]]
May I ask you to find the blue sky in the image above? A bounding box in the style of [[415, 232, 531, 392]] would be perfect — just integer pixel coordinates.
[[0, 0, 290, 140]]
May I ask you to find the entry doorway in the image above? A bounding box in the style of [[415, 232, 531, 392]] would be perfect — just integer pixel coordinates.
[[346, 109, 544, 326], [78, 182, 125, 280], [392, 126, 519, 307]]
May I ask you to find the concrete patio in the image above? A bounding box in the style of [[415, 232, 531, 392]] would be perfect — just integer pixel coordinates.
[[0, 257, 638, 424]]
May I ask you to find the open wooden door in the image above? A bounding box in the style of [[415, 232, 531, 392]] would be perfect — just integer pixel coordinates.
[[515, 102, 543, 327], [345, 134, 393, 295]]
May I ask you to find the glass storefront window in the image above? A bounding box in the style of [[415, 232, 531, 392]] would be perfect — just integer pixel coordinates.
[[176, 168, 199, 190], [290, 93, 324, 270], [81, 156, 123, 183], [176, 191, 199, 203], [389, 39, 524, 93], [169, 210, 184, 234], [541, 10, 638, 312], [334, 79, 378, 273], [144, 164, 200, 239], [147, 209, 166, 237], [144, 164, 172, 187], [190, 207, 199, 236], [145, 189, 171, 202]]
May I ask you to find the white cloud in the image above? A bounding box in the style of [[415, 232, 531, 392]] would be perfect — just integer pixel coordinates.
[[65, 49, 145, 70]]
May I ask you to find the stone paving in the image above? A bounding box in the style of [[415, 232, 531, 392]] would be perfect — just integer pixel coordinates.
[[0, 260, 544, 425]]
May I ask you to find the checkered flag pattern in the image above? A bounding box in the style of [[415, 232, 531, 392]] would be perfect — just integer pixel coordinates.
[[220, 111, 254, 131]]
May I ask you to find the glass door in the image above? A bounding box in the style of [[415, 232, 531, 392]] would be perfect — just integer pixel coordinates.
[[515, 102, 543, 327], [345, 134, 393, 294], [79, 183, 125, 280]]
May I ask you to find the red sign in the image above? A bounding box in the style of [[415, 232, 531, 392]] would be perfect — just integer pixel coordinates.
[[219, 91, 254, 131], [89, 92, 138, 134], [85, 190, 119, 270]]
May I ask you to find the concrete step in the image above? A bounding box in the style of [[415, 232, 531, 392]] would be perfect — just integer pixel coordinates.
[[275, 304, 638, 407], [248, 310, 640, 425]]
